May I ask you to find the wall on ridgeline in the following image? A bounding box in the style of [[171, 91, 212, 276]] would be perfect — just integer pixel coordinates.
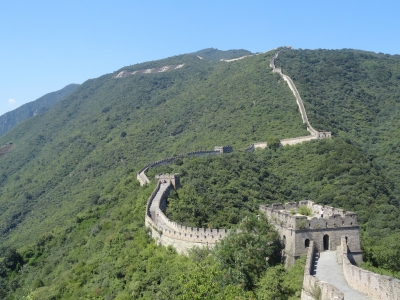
[[270, 49, 331, 141], [301, 241, 344, 300], [340, 237, 400, 300], [137, 150, 220, 186], [144, 176, 232, 254], [280, 135, 317, 146], [140, 47, 334, 255]]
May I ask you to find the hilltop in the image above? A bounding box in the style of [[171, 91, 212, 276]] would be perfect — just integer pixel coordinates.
[[0, 47, 399, 299], [0, 84, 79, 137]]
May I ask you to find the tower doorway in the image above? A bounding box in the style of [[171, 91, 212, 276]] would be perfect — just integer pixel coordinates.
[[323, 234, 329, 250]]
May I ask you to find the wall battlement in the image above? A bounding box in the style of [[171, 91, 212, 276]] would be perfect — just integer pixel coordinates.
[[260, 200, 358, 231], [260, 200, 362, 266], [214, 145, 233, 153], [144, 174, 232, 252], [301, 241, 344, 300]]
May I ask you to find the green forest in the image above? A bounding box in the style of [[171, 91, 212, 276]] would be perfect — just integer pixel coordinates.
[[0, 47, 399, 299], [0, 84, 79, 137]]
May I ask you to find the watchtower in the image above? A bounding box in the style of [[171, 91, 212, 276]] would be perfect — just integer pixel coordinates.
[[260, 200, 362, 267], [155, 173, 180, 189], [214, 145, 233, 154]]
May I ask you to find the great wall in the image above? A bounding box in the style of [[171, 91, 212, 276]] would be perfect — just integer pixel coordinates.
[[135, 47, 399, 299]]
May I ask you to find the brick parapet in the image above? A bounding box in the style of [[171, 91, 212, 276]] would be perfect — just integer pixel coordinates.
[[145, 181, 161, 220], [260, 201, 358, 231], [280, 135, 318, 146], [340, 237, 400, 300], [144, 174, 232, 247]]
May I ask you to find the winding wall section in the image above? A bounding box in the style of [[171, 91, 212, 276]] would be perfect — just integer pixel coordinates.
[[136, 47, 399, 300], [270, 48, 331, 145], [138, 48, 332, 253]]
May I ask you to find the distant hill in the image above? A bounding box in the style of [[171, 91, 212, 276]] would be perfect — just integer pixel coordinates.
[[191, 48, 253, 61], [0, 84, 79, 137]]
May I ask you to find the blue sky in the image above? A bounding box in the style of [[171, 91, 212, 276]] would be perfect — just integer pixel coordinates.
[[1, 0, 399, 116]]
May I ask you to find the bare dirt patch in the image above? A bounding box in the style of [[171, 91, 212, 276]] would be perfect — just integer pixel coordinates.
[[114, 64, 185, 78], [0, 143, 15, 159]]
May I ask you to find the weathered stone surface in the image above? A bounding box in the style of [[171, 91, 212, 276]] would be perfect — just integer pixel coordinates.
[[260, 200, 362, 267], [340, 237, 400, 300]]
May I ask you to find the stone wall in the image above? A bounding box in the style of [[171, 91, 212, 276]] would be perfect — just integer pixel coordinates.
[[270, 49, 331, 142], [214, 145, 233, 153], [260, 201, 362, 266], [301, 241, 344, 300], [260, 202, 359, 231], [244, 143, 255, 152], [280, 135, 318, 146], [144, 175, 231, 254], [340, 237, 400, 300], [137, 149, 221, 186]]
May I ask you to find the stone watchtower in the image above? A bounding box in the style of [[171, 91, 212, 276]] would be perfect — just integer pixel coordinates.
[[155, 173, 180, 189], [214, 146, 233, 154], [260, 200, 362, 266]]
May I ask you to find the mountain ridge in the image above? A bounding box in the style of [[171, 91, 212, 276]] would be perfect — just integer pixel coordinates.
[[0, 84, 79, 137]]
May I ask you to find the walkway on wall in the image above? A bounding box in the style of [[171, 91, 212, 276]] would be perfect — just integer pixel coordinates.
[[316, 251, 370, 300], [270, 49, 321, 136], [150, 181, 174, 231]]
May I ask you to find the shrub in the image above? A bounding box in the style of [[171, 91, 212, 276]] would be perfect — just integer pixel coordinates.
[[298, 206, 312, 217]]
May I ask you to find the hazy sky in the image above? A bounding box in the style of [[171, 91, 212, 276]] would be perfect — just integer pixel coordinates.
[[1, 0, 399, 116]]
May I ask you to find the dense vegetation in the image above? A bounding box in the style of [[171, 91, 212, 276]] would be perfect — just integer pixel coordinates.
[[0, 47, 399, 298], [149, 139, 400, 279], [275, 49, 400, 193], [0, 84, 79, 137], [274, 49, 400, 277], [0, 48, 306, 299]]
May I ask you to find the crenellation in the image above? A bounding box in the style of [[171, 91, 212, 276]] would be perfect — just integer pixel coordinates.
[[214, 145, 233, 153], [284, 201, 297, 210], [260, 200, 362, 265]]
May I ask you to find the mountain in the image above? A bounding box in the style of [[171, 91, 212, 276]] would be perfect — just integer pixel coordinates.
[[0, 84, 79, 137], [0, 48, 399, 299], [192, 48, 252, 60]]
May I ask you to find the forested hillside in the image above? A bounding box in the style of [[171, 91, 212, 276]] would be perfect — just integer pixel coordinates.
[[0, 47, 399, 299], [0, 84, 79, 137], [0, 48, 308, 299], [275, 49, 400, 192]]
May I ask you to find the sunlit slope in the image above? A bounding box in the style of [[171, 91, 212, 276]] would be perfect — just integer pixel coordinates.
[[275, 49, 400, 191], [0, 49, 307, 247], [0, 84, 79, 137]]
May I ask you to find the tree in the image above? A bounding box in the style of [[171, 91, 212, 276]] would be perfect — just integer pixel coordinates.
[[256, 256, 305, 300], [267, 137, 281, 151], [213, 214, 281, 290]]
